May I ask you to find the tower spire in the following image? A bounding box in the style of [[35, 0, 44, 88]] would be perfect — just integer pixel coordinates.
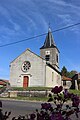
[[40, 27, 56, 49], [48, 22, 51, 33], [40, 26, 60, 70]]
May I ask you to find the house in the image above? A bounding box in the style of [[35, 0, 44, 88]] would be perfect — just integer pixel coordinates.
[[71, 73, 80, 90], [0, 79, 9, 87], [10, 28, 61, 88], [62, 76, 72, 89]]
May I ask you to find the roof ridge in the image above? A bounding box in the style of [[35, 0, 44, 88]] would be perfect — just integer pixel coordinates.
[[10, 48, 45, 64]]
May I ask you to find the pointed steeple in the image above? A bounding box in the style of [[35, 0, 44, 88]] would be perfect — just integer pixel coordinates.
[[40, 27, 60, 70], [40, 27, 56, 49]]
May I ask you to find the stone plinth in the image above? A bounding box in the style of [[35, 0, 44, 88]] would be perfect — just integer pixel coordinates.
[[9, 91, 17, 97]]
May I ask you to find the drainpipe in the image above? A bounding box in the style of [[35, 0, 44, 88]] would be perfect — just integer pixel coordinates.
[[44, 63, 46, 87]]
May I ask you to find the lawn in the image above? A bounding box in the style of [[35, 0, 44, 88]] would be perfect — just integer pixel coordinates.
[[0, 87, 80, 101], [12, 87, 52, 91], [69, 89, 80, 96]]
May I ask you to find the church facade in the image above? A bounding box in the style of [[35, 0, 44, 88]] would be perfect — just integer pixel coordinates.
[[10, 28, 61, 88]]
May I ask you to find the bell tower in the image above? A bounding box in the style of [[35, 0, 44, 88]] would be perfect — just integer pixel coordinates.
[[40, 28, 60, 70]]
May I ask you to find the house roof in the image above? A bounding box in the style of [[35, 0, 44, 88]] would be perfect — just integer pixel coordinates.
[[40, 28, 59, 52], [72, 73, 80, 80], [0, 79, 9, 85], [62, 76, 72, 81]]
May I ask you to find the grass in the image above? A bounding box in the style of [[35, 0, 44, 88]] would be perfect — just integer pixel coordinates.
[[0, 96, 48, 102], [16, 96, 48, 101], [12, 87, 80, 95], [12, 87, 52, 91], [1, 86, 80, 102], [69, 89, 80, 96]]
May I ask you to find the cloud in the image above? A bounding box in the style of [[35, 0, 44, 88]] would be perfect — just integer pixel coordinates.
[[58, 14, 73, 24], [49, 0, 80, 34], [49, 0, 67, 6], [57, 13, 80, 34], [0, 0, 80, 44], [1, 0, 48, 32], [9, 19, 21, 31], [0, 0, 80, 80]]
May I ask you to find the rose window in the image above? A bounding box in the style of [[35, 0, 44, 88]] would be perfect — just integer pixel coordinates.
[[21, 61, 31, 72]]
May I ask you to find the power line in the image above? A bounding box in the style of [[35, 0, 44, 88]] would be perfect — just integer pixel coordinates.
[[52, 22, 80, 32], [0, 22, 80, 48]]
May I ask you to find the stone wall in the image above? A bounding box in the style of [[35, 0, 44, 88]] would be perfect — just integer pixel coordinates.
[[40, 48, 59, 70], [8, 90, 51, 98]]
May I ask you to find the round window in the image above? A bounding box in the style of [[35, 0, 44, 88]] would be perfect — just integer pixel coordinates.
[[21, 61, 31, 72]]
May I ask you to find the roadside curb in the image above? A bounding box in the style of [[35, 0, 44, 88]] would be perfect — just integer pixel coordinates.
[[0, 97, 45, 103], [0, 97, 73, 104]]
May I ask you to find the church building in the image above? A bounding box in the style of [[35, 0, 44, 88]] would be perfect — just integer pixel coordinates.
[[10, 28, 61, 88]]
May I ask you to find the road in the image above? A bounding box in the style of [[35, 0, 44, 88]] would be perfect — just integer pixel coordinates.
[[1, 99, 42, 119], [1, 99, 80, 120]]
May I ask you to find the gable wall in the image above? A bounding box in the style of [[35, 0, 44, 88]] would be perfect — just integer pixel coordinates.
[[10, 50, 46, 87]]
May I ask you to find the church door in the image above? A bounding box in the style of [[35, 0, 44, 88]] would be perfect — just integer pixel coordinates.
[[23, 76, 29, 88]]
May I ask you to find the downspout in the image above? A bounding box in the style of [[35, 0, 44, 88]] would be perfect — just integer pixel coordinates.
[[44, 63, 46, 87]]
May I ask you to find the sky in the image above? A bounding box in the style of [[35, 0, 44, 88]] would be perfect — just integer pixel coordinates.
[[0, 0, 80, 79]]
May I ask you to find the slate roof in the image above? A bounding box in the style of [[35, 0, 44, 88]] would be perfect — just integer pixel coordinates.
[[72, 73, 80, 80], [40, 28, 59, 52]]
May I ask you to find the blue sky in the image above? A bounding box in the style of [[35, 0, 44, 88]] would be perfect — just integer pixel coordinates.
[[0, 0, 80, 79]]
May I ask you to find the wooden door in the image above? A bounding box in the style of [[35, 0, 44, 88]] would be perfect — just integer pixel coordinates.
[[23, 76, 29, 88]]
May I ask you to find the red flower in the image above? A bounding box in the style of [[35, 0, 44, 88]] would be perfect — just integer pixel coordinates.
[[51, 86, 63, 94], [41, 103, 52, 111], [30, 113, 36, 119], [51, 112, 64, 120], [58, 86, 63, 93], [72, 96, 80, 107]]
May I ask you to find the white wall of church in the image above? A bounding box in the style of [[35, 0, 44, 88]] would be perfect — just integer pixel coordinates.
[[10, 49, 46, 87], [46, 65, 61, 87]]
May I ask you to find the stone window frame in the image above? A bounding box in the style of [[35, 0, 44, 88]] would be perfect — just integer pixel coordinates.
[[21, 61, 31, 72]]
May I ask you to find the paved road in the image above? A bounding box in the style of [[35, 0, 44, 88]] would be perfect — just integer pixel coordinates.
[[2, 99, 42, 119], [1, 99, 80, 120]]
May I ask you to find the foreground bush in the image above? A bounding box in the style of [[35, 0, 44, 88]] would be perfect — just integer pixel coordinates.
[[0, 86, 80, 120]]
